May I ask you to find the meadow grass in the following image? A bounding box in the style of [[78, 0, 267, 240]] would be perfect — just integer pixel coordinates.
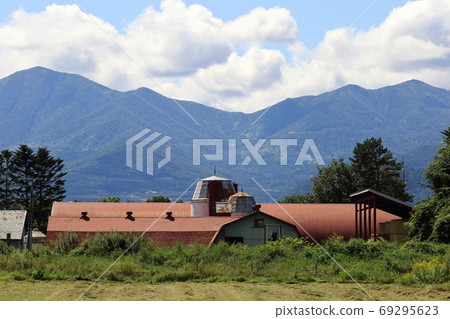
[[0, 234, 448, 286]]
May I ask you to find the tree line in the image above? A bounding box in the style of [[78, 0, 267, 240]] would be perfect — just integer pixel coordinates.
[[281, 137, 412, 204], [0, 145, 66, 232], [97, 195, 183, 203]]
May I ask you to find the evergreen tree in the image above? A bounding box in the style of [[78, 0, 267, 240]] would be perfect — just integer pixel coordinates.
[[10, 145, 36, 209], [33, 148, 67, 230], [0, 150, 14, 209], [350, 137, 412, 202], [2, 145, 66, 231], [311, 158, 356, 203]]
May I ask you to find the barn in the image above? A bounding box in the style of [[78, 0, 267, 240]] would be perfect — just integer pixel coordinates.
[[46, 175, 411, 247]]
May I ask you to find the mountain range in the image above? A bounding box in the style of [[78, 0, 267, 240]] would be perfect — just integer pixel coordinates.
[[1, 67, 449, 202]]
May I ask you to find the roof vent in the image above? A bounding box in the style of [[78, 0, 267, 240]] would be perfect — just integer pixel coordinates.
[[80, 212, 90, 221], [165, 211, 175, 221], [252, 204, 261, 213], [125, 211, 135, 221]]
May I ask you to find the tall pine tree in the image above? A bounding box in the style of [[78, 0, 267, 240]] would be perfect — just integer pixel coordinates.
[[10, 145, 36, 209], [0, 150, 14, 209], [0, 145, 67, 231], [33, 147, 67, 230], [350, 137, 412, 202]]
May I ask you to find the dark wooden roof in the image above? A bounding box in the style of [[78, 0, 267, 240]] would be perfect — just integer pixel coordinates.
[[350, 189, 413, 219]]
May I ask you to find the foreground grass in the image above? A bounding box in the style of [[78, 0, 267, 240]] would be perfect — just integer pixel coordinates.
[[1, 234, 448, 291], [0, 281, 448, 301]]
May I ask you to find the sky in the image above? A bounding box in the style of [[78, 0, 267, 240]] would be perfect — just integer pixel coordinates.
[[0, 0, 449, 113]]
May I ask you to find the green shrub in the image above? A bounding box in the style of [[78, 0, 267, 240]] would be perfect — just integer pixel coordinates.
[[52, 231, 79, 255], [322, 235, 346, 255], [265, 237, 310, 251], [12, 271, 27, 281], [31, 268, 46, 280], [431, 212, 450, 243], [401, 240, 447, 255], [383, 250, 414, 274], [0, 240, 12, 255], [7, 251, 34, 271], [345, 238, 369, 259], [77, 232, 145, 257], [401, 259, 449, 285]]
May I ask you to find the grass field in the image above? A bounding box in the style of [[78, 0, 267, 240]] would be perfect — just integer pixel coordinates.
[[1, 234, 448, 301], [0, 281, 449, 301]]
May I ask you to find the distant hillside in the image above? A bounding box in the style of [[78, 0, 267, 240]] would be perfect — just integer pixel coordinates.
[[0, 67, 448, 202]]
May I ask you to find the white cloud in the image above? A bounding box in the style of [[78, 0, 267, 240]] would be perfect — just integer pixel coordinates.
[[221, 7, 297, 44], [0, 5, 119, 77], [294, 0, 450, 93], [124, 0, 233, 76], [0, 0, 449, 114], [165, 46, 286, 112]]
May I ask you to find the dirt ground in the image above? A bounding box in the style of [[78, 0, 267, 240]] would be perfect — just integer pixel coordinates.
[[0, 281, 448, 301]]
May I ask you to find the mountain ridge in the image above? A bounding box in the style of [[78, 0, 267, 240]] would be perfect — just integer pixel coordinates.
[[0, 67, 449, 202]]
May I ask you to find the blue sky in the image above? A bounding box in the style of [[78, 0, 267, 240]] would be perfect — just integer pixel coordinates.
[[0, 0, 449, 112], [1, 1, 410, 49]]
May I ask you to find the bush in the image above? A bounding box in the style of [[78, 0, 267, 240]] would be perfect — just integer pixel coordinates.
[[401, 259, 449, 285], [322, 235, 346, 255], [31, 268, 46, 280], [265, 237, 310, 251], [383, 250, 414, 274], [7, 251, 34, 271], [401, 240, 447, 255], [52, 231, 79, 255], [431, 212, 450, 243], [345, 238, 369, 259], [77, 232, 145, 257], [0, 240, 12, 255]]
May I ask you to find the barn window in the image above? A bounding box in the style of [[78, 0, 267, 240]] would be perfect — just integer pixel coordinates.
[[254, 218, 264, 228]]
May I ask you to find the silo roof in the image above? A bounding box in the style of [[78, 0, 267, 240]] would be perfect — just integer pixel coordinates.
[[201, 175, 231, 181], [192, 175, 235, 200]]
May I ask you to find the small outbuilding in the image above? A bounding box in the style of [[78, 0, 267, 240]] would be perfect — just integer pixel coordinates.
[[0, 210, 27, 249]]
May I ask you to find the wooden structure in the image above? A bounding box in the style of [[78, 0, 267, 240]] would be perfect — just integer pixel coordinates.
[[350, 189, 412, 241]]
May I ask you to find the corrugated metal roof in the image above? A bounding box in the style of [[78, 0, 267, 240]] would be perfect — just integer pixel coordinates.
[[0, 210, 27, 240], [47, 216, 238, 233], [47, 216, 239, 246], [257, 203, 399, 242], [51, 202, 192, 218]]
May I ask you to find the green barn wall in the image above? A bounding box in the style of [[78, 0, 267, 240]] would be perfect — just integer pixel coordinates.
[[215, 213, 299, 246]]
